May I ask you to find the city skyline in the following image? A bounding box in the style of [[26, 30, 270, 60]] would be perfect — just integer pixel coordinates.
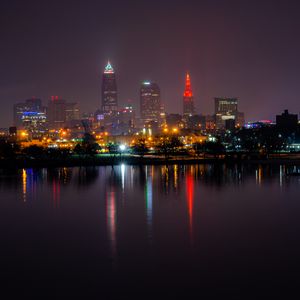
[[5, 58, 300, 129], [1, 0, 300, 127], [5, 59, 300, 128], [2, 2, 300, 299]]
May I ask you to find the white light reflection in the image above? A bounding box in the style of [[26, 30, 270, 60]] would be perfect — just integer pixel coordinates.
[[145, 166, 153, 244], [280, 165, 283, 187], [121, 163, 125, 191], [106, 190, 117, 267]]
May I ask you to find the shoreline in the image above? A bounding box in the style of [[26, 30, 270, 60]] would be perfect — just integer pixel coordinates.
[[1, 154, 300, 169]]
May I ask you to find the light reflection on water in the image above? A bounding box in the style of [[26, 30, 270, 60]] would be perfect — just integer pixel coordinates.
[[106, 188, 117, 264], [22, 168, 26, 202], [186, 173, 194, 244], [0, 163, 300, 298], [145, 166, 153, 243]]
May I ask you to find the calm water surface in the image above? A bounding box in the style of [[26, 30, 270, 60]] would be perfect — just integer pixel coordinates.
[[0, 164, 300, 299]]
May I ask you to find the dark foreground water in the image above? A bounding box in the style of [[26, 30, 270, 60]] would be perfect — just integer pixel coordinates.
[[0, 164, 300, 299]]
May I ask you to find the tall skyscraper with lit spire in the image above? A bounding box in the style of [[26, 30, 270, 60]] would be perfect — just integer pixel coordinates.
[[102, 61, 118, 114], [183, 73, 195, 117]]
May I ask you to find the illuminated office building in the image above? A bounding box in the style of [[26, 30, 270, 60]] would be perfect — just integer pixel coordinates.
[[102, 61, 118, 114], [13, 97, 44, 127], [13, 97, 47, 135], [214, 97, 244, 129], [140, 81, 161, 124]]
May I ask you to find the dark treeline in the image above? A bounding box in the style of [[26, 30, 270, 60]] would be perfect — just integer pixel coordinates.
[[0, 123, 300, 168]]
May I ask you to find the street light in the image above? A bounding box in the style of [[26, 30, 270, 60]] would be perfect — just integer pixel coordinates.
[[119, 144, 126, 161], [119, 144, 126, 152]]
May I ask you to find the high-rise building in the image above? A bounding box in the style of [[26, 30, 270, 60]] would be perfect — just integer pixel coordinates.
[[13, 97, 47, 135], [13, 97, 45, 127], [183, 73, 195, 118], [47, 96, 67, 129], [214, 97, 244, 129], [115, 104, 136, 135], [102, 61, 118, 114], [47, 97, 80, 129], [21, 112, 47, 135], [140, 81, 161, 124], [65, 103, 80, 122]]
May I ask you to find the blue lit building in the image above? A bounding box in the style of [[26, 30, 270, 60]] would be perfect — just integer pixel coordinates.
[[21, 111, 47, 134], [13, 97, 47, 136]]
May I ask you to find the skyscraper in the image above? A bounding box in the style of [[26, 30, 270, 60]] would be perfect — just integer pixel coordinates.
[[65, 102, 80, 123], [47, 96, 67, 129], [140, 81, 161, 124], [47, 96, 80, 129], [183, 73, 195, 117], [102, 61, 118, 114]]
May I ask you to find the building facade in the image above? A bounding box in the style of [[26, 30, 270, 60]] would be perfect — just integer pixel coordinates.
[[13, 98, 45, 127], [186, 114, 206, 131], [102, 61, 118, 114], [65, 102, 80, 125], [47, 96, 67, 129], [13, 97, 47, 136], [214, 97, 242, 130], [115, 104, 135, 135], [140, 81, 161, 124], [276, 109, 298, 134], [47, 97, 80, 129]]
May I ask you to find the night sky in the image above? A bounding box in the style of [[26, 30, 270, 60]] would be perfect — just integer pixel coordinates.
[[1, 0, 300, 127]]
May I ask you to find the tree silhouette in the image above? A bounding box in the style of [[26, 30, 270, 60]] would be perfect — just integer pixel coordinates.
[[132, 138, 149, 158], [0, 140, 19, 159], [157, 136, 183, 159], [22, 145, 45, 159]]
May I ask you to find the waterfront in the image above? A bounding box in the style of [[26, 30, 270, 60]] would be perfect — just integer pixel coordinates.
[[1, 164, 300, 299]]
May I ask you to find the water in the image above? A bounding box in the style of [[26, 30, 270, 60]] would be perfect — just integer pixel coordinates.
[[0, 164, 300, 299]]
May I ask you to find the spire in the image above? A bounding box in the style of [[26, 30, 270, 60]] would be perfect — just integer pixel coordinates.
[[183, 72, 193, 98], [104, 61, 114, 74]]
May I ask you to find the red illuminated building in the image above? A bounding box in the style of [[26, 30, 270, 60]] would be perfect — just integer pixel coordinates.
[[183, 73, 195, 118]]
